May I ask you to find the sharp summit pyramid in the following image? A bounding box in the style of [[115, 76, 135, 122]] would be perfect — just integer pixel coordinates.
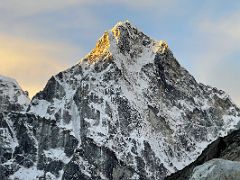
[[1, 21, 240, 180]]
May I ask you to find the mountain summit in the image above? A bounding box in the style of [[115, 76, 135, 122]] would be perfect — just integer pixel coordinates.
[[1, 21, 240, 180], [86, 21, 168, 64], [0, 75, 30, 113]]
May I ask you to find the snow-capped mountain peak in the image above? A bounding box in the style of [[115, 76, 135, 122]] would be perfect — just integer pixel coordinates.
[[0, 75, 30, 112], [26, 21, 240, 179], [85, 21, 154, 64], [1, 21, 240, 180]]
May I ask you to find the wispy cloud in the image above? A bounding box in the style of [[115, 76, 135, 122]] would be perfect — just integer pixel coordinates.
[[0, 0, 177, 16], [0, 1, 85, 17], [108, 0, 178, 9], [194, 13, 240, 105]]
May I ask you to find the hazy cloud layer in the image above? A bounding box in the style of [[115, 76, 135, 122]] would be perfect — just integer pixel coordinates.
[[193, 13, 240, 105], [0, 33, 82, 97]]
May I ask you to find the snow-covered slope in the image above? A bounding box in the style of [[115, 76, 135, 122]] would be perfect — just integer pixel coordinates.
[[190, 159, 240, 180], [1, 21, 240, 180], [0, 75, 30, 112], [26, 21, 240, 179]]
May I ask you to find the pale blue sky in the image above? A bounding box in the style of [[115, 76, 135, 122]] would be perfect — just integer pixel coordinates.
[[0, 0, 240, 105]]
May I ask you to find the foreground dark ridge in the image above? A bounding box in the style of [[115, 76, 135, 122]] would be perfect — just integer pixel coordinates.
[[166, 128, 240, 179]]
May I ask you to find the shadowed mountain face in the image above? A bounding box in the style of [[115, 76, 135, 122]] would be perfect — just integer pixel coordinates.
[[1, 21, 240, 180], [166, 128, 240, 180]]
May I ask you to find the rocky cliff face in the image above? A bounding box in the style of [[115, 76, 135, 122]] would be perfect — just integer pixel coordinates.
[[166, 128, 240, 180], [1, 21, 240, 180], [0, 75, 32, 179]]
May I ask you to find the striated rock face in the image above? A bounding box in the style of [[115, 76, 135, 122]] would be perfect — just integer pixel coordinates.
[[1, 21, 240, 180], [0, 75, 32, 179], [0, 112, 79, 179]]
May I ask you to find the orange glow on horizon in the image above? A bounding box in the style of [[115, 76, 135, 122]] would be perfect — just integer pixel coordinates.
[[0, 33, 80, 98]]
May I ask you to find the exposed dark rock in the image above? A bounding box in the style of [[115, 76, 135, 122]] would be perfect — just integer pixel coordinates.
[[34, 76, 66, 101], [166, 129, 240, 180]]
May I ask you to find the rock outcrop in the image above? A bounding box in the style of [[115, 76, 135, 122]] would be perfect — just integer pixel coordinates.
[[190, 159, 240, 180], [166, 128, 240, 180]]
